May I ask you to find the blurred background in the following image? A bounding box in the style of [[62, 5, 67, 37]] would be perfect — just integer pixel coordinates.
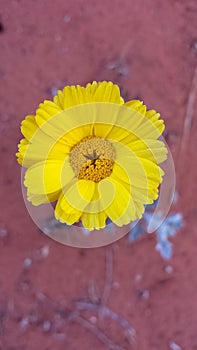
[[0, 0, 197, 349]]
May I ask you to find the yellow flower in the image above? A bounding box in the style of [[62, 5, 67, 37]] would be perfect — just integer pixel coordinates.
[[17, 81, 167, 230]]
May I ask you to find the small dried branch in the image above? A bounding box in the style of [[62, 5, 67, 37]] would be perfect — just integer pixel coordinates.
[[70, 312, 125, 350], [74, 246, 135, 347], [88, 280, 100, 304], [102, 247, 113, 305], [179, 63, 197, 175], [74, 301, 135, 339]]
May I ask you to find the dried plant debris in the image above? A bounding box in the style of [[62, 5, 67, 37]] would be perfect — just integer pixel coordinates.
[[169, 341, 182, 350], [129, 201, 183, 259], [42, 217, 69, 234]]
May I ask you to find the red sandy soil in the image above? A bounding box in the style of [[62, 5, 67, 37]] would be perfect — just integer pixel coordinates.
[[0, 0, 197, 349]]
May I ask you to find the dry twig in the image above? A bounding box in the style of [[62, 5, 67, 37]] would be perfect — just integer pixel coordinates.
[[73, 245, 135, 347], [70, 312, 125, 350], [88, 279, 100, 304], [178, 62, 197, 181], [74, 301, 135, 339], [102, 247, 113, 305], [180, 64, 197, 152]]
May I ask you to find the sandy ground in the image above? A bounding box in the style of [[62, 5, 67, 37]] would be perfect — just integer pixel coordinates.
[[0, 0, 197, 349]]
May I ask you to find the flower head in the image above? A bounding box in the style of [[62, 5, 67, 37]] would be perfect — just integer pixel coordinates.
[[17, 81, 167, 230]]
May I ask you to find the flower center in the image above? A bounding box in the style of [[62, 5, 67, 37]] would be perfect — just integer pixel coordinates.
[[69, 136, 115, 182]]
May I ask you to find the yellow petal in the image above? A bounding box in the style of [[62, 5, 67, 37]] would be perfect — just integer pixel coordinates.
[[54, 85, 88, 109], [125, 100, 147, 115], [56, 179, 97, 227], [19, 124, 70, 167], [99, 177, 137, 226], [113, 141, 164, 189], [53, 81, 123, 110], [145, 110, 165, 135], [79, 184, 107, 230], [35, 105, 93, 146], [106, 105, 161, 142], [130, 186, 158, 204], [106, 125, 133, 143], [134, 200, 145, 218], [124, 100, 143, 109], [125, 100, 165, 137], [55, 192, 82, 225], [24, 158, 74, 195], [111, 162, 158, 204], [85, 81, 99, 95], [62, 179, 95, 212], [93, 81, 123, 103], [53, 89, 65, 109], [60, 125, 93, 148], [16, 138, 29, 165], [27, 190, 61, 205], [62, 85, 89, 108], [146, 109, 160, 122], [126, 139, 167, 164], [81, 211, 107, 230], [36, 100, 62, 126], [21, 115, 38, 141], [92, 123, 114, 138]]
